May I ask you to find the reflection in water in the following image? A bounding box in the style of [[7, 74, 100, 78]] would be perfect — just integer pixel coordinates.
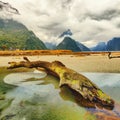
[[1, 71, 120, 120], [4, 71, 47, 86], [1, 71, 87, 120], [82, 72, 120, 88], [1, 84, 87, 120], [82, 72, 120, 102]]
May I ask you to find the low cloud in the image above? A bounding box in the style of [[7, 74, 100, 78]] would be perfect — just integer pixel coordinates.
[[1, 0, 120, 47]]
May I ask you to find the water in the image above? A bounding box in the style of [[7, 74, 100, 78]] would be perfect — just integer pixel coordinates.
[[82, 72, 120, 102], [4, 71, 47, 86], [0, 68, 120, 120]]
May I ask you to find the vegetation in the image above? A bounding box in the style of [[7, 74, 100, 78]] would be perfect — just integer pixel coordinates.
[[0, 19, 47, 50]]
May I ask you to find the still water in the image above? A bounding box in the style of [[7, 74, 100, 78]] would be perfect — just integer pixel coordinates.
[[0, 68, 120, 120]]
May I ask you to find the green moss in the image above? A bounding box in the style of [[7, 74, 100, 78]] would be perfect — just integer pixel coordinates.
[[97, 90, 110, 101], [0, 67, 32, 94], [0, 68, 14, 93], [0, 99, 13, 110], [84, 112, 96, 120], [29, 105, 90, 120]]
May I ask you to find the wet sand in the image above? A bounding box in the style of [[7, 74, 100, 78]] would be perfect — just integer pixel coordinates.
[[0, 54, 120, 73]]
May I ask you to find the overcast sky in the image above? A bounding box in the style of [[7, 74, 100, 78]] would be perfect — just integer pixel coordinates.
[[1, 0, 120, 47]]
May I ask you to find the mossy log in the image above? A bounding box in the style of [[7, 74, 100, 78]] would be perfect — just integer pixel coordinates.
[[8, 57, 114, 110]]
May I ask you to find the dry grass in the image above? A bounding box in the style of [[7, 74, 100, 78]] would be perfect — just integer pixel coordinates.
[[0, 52, 120, 73], [0, 50, 73, 56], [0, 50, 120, 57]]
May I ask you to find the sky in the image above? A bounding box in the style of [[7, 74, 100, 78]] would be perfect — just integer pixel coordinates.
[[1, 0, 120, 47]]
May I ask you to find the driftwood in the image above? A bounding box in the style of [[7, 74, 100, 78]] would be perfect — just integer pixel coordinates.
[[108, 52, 120, 59], [8, 57, 114, 110]]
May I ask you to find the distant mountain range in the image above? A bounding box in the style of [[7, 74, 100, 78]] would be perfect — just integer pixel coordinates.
[[107, 37, 120, 51], [46, 36, 120, 52], [91, 42, 107, 51], [45, 42, 56, 50], [0, 19, 47, 50], [0, 18, 120, 51], [56, 37, 90, 52], [91, 37, 120, 51]]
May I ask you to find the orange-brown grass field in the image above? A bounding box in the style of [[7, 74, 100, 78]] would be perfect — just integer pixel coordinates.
[[0, 49, 120, 56]]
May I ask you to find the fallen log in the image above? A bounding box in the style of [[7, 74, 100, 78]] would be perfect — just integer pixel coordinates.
[[7, 57, 114, 110]]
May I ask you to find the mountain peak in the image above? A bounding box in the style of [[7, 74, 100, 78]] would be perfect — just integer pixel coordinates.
[[58, 29, 73, 38], [56, 37, 81, 52], [63, 37, 74, 43], [56, 37, 90, 52]]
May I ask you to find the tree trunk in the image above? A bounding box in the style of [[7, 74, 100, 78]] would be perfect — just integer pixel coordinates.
[[8, 57, 114, 110]]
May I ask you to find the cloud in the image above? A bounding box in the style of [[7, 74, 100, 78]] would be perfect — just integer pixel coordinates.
[[0, 1, 19, 18], [58, 29, 73, 38], [81, 40, 97, 48], [1, 0, 120, 47], [86, 9, 120, 21], [0, 1, 19, 14]]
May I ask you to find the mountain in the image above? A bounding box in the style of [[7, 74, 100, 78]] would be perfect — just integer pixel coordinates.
[[56, 37, 90, 52], [45, 42, 56, 49], [0, 19, 47, 50], [107, 37, 120, 51], [91, 37, 120, 51], [76, 42, 91, 51], [58, 29, 72, 38], [56, 37, 81, 52], [91, 42, 107, 51]]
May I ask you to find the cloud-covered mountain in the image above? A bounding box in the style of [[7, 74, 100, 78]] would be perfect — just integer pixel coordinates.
[[2, 0, 120, 47], [58, 29, 73, 38], [0, 1, 120, 52], [56, 37, 90, 52], [0, 19, 47, 50]]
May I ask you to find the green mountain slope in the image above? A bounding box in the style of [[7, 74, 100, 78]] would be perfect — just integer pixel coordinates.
[[0, 19, 47, 50]]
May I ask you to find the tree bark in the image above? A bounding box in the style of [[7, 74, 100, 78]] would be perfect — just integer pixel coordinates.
[[8, 57, 114, 110]]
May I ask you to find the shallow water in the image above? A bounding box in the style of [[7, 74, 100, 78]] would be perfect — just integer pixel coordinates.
[[0, 68, 120, 120], [82, 72, 120, 102]]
